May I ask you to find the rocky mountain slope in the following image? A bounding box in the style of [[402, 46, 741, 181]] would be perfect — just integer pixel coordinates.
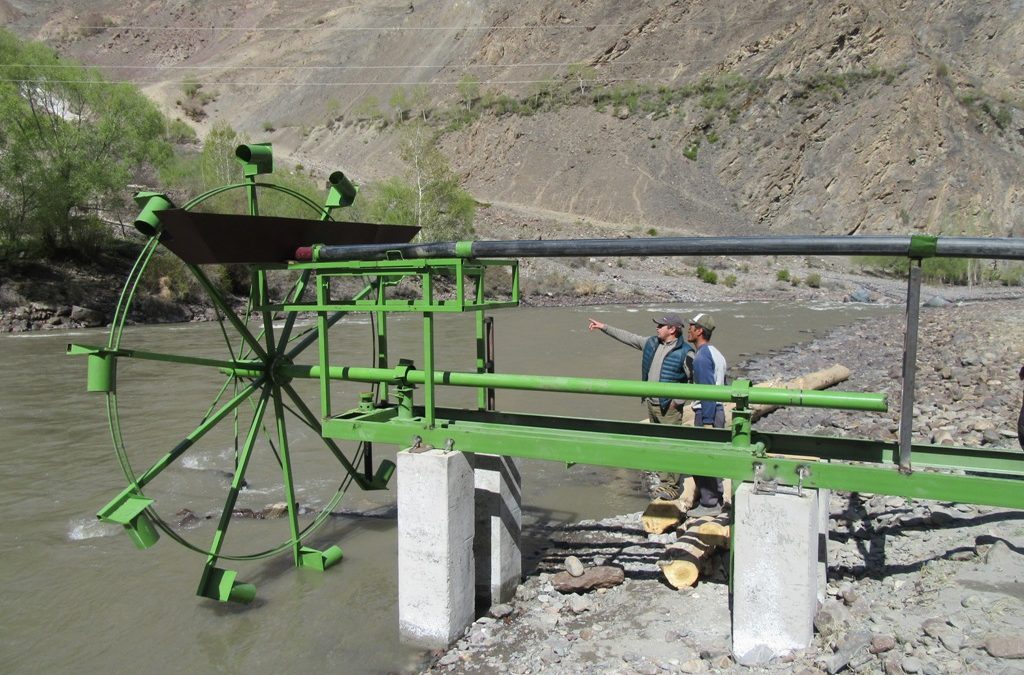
[[5, 0, 1023, 242]]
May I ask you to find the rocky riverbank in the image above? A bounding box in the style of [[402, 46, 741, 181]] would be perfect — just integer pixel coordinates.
[[420, 298, 1024, 675]]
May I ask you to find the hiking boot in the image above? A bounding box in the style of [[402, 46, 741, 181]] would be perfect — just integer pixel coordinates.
[[686, 503, 722, 518], [650, 484, 681, 501]]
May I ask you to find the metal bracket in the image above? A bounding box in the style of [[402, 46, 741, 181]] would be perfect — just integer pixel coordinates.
[[796, 465, 810, 497], [752, 462, 778, 495]]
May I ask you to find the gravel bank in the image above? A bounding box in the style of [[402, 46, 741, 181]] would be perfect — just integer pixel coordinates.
[[422, 298, 1024, 675]]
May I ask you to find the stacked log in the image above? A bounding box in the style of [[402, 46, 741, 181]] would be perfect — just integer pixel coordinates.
[[660, 512, 731, 589]]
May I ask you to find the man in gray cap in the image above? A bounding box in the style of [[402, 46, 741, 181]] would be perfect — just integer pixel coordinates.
[[588, 313, 693, 499]]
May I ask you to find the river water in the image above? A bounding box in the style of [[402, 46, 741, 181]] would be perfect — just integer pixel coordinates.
[[0, 301, 889, 673]]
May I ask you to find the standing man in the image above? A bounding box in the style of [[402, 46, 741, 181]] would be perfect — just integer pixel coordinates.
[[686, 312, 727, 515], [588, 313, 693, 499]]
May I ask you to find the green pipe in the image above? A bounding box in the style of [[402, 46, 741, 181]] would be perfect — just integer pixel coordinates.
[[277, 364, 887, 412]]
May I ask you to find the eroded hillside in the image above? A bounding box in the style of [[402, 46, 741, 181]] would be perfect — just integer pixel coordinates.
[[6, 0, 1023, 238]]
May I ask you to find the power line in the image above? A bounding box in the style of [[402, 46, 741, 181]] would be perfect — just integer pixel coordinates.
[[0, 58, 711, 71], [20, 22, 642, 32], [0, 76, 672, 87]]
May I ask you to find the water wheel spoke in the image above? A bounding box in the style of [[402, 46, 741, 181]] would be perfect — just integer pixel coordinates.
[[270, 386, 303, 561], [281, 382, 363, 479], [204, 387, 272, 564], [188, 263, 269, 361], [132, 378, 265, 490]]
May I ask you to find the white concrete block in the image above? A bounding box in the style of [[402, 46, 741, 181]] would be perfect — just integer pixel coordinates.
[[397, 448, 475, 648], [732, 483, 820, 666], [817, 488, 831, 605], [473, 454, 522, 604]]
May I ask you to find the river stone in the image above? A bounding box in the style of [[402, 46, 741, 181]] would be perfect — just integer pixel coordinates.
[[70, 305, 106, 327], [568, 594, 591, 614], [847, 287, 873, 303], [175, 508, 200, 528], [901, 655, 924, 673], [824, 630, 871, 674], [871, 634, 897, 654], [985, 635, 1024, 658], [984, 540, 1017, 568], [564, 555, 585, 577], [550, 565, 624, 593]]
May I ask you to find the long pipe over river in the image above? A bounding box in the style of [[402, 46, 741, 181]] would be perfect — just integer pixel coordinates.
[[299, 235, 1024, 262]]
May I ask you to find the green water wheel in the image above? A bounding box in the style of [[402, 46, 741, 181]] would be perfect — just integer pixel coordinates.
[[75, 144, 400, 603]]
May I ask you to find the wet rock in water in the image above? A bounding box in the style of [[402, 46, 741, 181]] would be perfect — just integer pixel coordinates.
[[924, 295, 950, 307], [846, 287, 873, 303], [260, 502, 289, 519], [564, 555, 585, 577], [175, 508, 200, 528], [550, 565, 624, 593], [231, 507, 257, 519]]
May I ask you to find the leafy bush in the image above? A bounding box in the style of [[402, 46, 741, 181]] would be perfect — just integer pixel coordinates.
[[141, 251, 202, 301], [0, 30, 171, 257], [776, 269, 791, 282], [805, 273, 821, 288], [723, 274, 737, 288], [998, 264, 1024, 286]]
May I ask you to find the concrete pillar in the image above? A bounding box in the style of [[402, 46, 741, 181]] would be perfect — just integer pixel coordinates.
[[732, 483, 821, 666], [817, 488, 831, 606], [397, 448, 475, 649], [473, 454, 522, 605]]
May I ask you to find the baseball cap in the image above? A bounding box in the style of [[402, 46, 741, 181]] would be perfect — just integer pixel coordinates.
[[652, 313, 684, 328], [688, 312, 715, 333]]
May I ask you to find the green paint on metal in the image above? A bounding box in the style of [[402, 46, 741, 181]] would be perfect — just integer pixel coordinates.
[[197, 566, 256, 603], [97, 489, 159, 549], [455, 240, 474, 257], [909, 234, 939, 259], [299, 545, 344, 571], [235, 143, 273, 177], [325, 171, 358, 210], [132, 192, 175, 237], [281, 363, 887, 412]]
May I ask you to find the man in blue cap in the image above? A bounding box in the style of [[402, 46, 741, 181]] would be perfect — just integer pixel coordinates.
[[588, 313, 693, 499]]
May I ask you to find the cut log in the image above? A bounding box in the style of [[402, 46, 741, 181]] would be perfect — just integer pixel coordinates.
[[641, 499, 683, 534], [740, 364, 851, 423], [661, 532, 711, 589], [688, 513, 731, 548], [660, 512, 732, 589], [679, 364, 849, 425]]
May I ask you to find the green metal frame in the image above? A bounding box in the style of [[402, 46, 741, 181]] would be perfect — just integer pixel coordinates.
[[69, 141, 1024, 605]]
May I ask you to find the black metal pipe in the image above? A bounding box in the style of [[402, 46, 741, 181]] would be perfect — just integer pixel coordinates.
[[309, 235, 1024, 262]]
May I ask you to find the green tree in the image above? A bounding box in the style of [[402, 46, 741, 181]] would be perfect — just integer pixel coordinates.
[[567, 63, 597, 96], [361, 123, 474, 242], [457, 74, 480, 111], [0, 29, 171, 256], [389, 88, 411, 123]]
